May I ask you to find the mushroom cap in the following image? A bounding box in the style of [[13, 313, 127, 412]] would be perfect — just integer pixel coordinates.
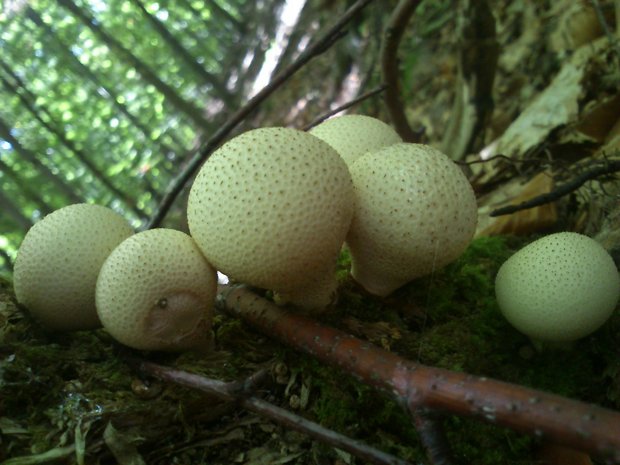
[[495, 232, 620, 342], [346, 143, 478, 296], [96, 228, 217, 351], [187, 127, 354, 309], [13, 203, 134, 331], [309, 114, 402, 166]]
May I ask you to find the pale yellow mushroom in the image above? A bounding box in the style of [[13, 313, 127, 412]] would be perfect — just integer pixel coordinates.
[[309, 114, 402, 167], [96, 228, 217, 351], [13, 203, 133, 331], [496, 232, 620, 345], [346, 143, 478, 296], [187, 127, 355, 310]]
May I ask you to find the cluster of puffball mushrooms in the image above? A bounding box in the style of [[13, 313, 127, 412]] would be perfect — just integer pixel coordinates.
[[12, 115, 620, 352]]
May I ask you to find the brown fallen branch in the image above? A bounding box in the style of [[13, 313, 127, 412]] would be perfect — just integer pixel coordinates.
[[490, 159, 620, 216], [302, 84, 388, 131], [147, 0, 377, 229], [218, 284, 620, 463], [140, 363, 413, 465], [380, 0, 423, 143]]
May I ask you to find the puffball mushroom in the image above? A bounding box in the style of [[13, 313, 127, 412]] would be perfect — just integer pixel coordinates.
[[346, 143, 478, 296], [96, 228, 217, 351], [309, 114, 402, 166], [13, 203, 133, 331], [495, 232, 620, 344], [187, 127, 355, 310]]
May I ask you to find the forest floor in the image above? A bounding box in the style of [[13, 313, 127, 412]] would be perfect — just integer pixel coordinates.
[[2, 0, 620, 464]]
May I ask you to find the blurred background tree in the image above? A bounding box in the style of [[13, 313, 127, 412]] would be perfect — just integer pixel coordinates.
[[0, 0, 394, 279]]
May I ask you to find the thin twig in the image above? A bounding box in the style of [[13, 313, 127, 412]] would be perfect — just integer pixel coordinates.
[[219, 284, 620, 463], [302, 84, 388, 130], [140, 362, 413, 465], [490, 159, 620, 216], [381, 0, 423, 142], [147, 0, 377, 229], [590, 0, 620, 60]]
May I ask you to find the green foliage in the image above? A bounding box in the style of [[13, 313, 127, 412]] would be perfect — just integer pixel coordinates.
[[0, 0, 284, 273]]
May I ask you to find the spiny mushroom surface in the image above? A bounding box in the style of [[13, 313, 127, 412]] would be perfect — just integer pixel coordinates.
[[346, 143, 478, 296], [495, 232, 620, 344], [187, 127, 355, 310], [13, 203, 133, 331], [96, 228, 217, 351], [309, 114, 402, 166]]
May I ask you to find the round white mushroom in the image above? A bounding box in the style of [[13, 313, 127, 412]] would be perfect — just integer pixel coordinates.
[[96, 228, 217, 351], [187, 127, 355, 310], [309, 114, 402, 167], [13, 203, 134, 331], [495, 232, 620, 344], [346, 143, 478, 296]]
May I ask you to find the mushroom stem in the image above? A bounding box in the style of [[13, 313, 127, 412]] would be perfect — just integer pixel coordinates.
[[274, 265, 339, 310]]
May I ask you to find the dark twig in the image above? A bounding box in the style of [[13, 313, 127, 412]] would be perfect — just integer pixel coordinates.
[[219, 284, 620, 463], [590, 0, 620, 60], [147, 0, 377, 229], [381, 0, 423, 142], [140, 362, 413, 465], [302, 84, 388, 130], [490, 159, 620, 216]]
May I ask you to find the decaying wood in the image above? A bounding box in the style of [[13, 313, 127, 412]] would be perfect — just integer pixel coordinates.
[[218, 284, 620, 463]]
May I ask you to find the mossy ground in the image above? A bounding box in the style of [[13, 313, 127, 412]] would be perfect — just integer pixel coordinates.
[[1, 236, 619, 464]]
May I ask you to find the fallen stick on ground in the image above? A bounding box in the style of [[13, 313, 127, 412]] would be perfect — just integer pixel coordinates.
[[217, 284, 620, 463], [140, 363, 413, 465]]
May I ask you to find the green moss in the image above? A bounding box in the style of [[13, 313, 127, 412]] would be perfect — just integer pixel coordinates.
[[1, 233, 618, 464]]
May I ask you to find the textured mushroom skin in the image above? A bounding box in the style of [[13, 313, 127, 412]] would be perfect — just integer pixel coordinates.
[[187, 127, 355, 309], [309, 114, 402, 166], [346, 143, 477, 296], [13, 203, 133, 331], [495, 232, 620, 342], [96, 229, 217, 351]]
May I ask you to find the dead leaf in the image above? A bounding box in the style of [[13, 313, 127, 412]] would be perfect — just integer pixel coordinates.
[[477, 172, 558, 236]]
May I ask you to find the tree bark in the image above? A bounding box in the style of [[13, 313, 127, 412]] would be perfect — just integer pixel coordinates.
[[219, 285, 620, 462]]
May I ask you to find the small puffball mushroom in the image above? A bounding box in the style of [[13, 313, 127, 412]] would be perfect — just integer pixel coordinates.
[[309, 114, 402, 166], [96, 228, 217, 351], [346, 143, 478, 296], [495, 232, 620, 344], [187, 127, 355, 310], [13, 203, 133, 331]]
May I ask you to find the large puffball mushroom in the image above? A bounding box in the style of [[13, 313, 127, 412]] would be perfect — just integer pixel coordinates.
[[309, 114, 402, 166], [187, 127, 355, 310], [96, 228, 217, 351], [13, 203, 133, 331], [495, 232, 620, 344], [346, 143, 478, 296]]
